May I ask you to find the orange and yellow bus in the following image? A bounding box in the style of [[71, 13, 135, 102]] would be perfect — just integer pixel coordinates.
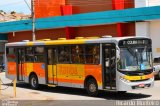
[[5, 36, 154, 96]]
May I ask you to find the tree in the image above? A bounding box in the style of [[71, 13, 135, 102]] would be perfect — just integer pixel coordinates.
[[0, 10, 6, 14], [0, 10, 4, 12], [10, 11, 16, 15]]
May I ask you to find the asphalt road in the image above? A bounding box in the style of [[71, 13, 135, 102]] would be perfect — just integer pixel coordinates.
[[0, 72, 160, 106]]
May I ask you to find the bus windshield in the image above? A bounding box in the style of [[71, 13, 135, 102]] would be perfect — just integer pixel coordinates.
[[118, 46, 152, 71]]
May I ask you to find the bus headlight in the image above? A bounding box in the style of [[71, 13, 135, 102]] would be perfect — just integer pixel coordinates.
[[120, 76, 130, 83]]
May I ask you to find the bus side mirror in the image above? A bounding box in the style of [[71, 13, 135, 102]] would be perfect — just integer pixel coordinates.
[[116, 46, 120, 61]]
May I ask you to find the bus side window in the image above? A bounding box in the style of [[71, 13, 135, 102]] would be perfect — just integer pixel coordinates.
[[34, 47, 45, 62], [85, 45, 100, 64], [58, 46, 70, 63], [93, 45, 100, 64], [71, 45, 84, 64], [25, 47, 35, 62]]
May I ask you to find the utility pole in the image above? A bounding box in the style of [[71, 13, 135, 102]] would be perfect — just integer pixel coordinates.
[[31, 0, 36, 41]]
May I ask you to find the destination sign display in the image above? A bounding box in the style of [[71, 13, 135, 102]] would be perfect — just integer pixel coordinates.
[[118, 39, 151, 47]]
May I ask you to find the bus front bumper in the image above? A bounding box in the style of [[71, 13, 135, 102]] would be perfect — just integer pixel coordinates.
[[117, 77, 154, 91]]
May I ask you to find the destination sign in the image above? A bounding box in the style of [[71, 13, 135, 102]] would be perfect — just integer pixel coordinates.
[[118, 39, 151, 47]]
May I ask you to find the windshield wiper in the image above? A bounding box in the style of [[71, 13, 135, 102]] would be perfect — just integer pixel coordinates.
[[126, 47, 135, 57]]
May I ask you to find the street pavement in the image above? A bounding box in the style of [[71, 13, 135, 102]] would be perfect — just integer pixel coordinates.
[[0, 72, 160, 106]]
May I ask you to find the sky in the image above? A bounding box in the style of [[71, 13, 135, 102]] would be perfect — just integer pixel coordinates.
[[0, 0, 31, 14]]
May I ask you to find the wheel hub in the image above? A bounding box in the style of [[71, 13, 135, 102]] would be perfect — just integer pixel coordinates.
[[89, 84, 96, 92], [31, 77, 37, 87]]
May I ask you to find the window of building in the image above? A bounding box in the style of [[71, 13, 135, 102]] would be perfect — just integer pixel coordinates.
[[58, 46, 70, 63], [6, 48, 16, 62], [71, 45, 84, 64], [85, 45, 100, 64]]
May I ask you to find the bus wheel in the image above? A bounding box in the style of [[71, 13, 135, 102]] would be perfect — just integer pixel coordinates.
[[29, 74, 39, 89], [86, 78, 98, 97]]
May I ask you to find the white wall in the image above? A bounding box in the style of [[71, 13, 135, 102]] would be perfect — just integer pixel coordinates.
[[149, 21, 160, 58], [135, 0, 160, 8], [136, 21, 160, 59], [135, 0, 160, 58], [136, 22, 150, 37], [135, 0, 149, 8], [148, 0, 160, 6]]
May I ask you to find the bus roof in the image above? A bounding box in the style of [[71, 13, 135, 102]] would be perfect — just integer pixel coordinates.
[[6, 36, 150, 47]]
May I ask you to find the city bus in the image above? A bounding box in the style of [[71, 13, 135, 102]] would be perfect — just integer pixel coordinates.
[[5, 36, 154, 96]]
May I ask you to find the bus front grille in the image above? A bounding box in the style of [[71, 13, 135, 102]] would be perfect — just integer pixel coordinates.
[[130, 79, 149, 82]]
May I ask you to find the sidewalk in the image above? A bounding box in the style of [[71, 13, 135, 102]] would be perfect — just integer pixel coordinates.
[[0, 72, 55, 100], [0, 94, 12, 99], [0, 72, 13, 99]]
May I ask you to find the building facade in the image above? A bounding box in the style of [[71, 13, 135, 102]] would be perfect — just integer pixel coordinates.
[[8, 0, 136, 42], [135, 0, 160, 59]]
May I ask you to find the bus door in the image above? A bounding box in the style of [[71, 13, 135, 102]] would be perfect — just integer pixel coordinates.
[[17, 48, 25, 81], [103, 44, 116, 90], [47, 48, 58, 85]]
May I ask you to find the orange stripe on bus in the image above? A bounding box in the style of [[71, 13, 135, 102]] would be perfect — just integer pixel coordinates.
[[33, 63, 45, 77], [18, 64, 27, 76], [84, 65, 102, 85], [48, 78, 83, 84]]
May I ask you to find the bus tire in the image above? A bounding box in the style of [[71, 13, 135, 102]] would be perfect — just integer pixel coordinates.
[[85, 78, 98, 97], [29, 74, 39, 90]]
